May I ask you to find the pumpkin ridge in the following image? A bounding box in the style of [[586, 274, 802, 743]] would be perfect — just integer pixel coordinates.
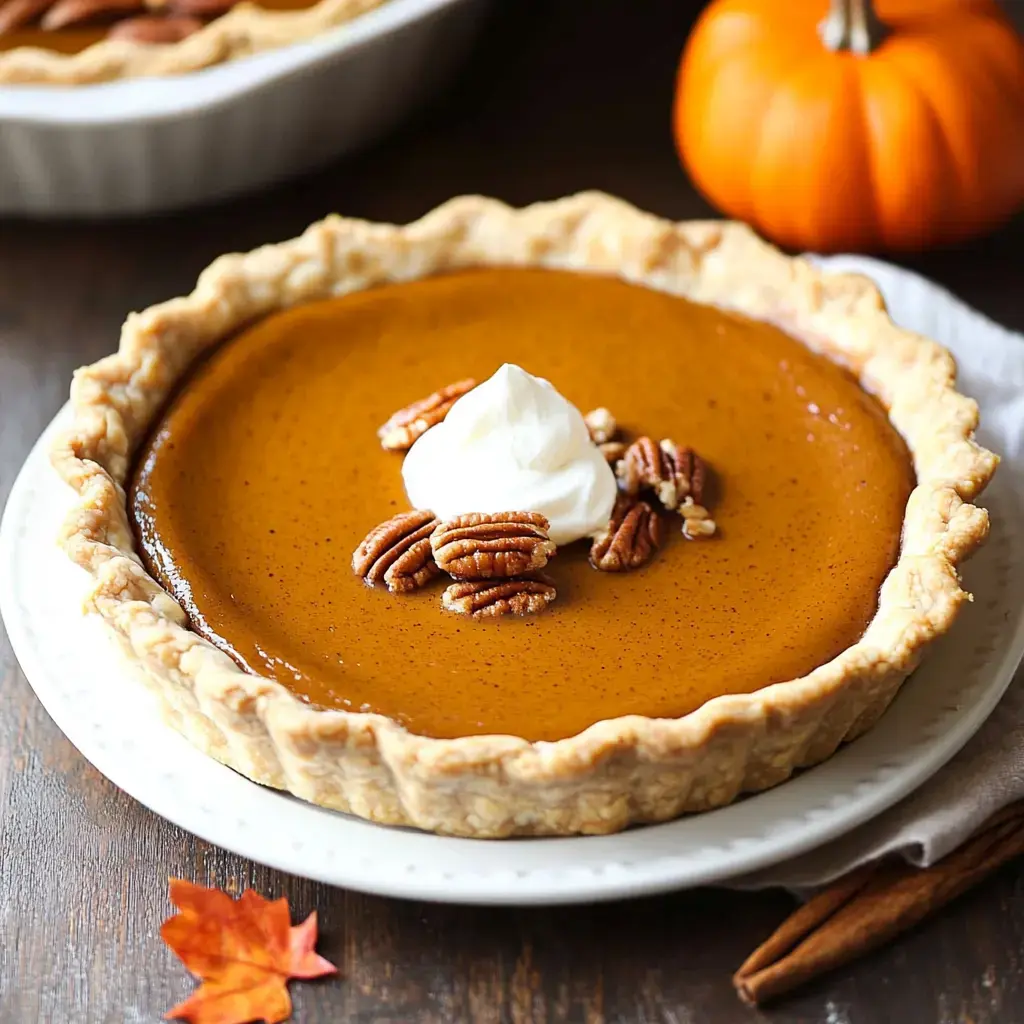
[[746, 56, 820, 246], [936, 24, 1024, 222], [846, 60, 883, 251], [751, 56, 874, 251], [941, 14, 1024, 124], [870, 50, 967, 246], [678, 6, 806, 227], [888, 17, 1024, 233]]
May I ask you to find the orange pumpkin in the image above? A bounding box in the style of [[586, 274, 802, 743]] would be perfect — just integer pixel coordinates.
[[673, 0, 1024, 253]]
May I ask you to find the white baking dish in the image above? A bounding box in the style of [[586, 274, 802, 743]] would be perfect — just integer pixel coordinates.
[[0, 0, 487, 217]]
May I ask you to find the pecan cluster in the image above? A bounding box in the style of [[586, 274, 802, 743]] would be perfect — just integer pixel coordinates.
[[616, 437, 707, 510], [582, 412, 717, 573], [353, 510, 558, 619]]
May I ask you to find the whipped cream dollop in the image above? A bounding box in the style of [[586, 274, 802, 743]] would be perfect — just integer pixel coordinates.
[[402, 364, 617, 545]]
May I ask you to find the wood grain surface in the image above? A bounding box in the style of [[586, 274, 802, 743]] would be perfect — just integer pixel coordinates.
[[2, 2, 1023, 1022]]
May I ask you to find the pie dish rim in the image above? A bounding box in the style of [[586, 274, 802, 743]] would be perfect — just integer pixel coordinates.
[[50, 191, 998, 837]]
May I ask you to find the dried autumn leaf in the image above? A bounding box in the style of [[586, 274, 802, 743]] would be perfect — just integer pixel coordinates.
[[162, 879, 336, 1024]]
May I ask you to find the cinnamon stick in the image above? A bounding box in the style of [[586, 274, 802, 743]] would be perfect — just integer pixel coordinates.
[[734, 803, 1024, 1006]]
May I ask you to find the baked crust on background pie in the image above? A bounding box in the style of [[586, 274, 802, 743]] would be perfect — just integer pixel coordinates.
[[51, 193, 997, 837]]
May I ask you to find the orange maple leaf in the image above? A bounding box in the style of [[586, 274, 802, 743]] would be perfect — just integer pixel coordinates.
[[161, 879, 337, 1024]]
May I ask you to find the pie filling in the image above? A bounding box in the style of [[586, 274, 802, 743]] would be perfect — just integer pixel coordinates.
[[128, 268, 914, 742]]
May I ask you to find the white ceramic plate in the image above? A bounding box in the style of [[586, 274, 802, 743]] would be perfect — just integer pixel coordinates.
[[3, 414, 1022, 905], [6, 255, 1024, 904]]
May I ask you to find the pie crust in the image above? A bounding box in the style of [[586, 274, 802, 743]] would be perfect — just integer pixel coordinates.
[[51, 193, 998, 837], [0, 0, 383, 84]]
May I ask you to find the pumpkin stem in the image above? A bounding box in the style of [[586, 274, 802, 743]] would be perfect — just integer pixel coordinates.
[[819, 0, 888, 55]]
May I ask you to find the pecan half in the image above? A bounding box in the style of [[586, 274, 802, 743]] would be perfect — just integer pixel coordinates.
[[616, 436, 707, 511], [40, 0, 142, 29], [584, 407, 618, 445], [590, 495, 664, 572], [431, 512, 556, 579], [680, 497, 717, 540], [442, 574, 557, 619], [107, 13, 201, 39], [352, 509, 440, 593], [599, 440, 627, 465], [169, 0, 233, 14], [616, 436, 660, 498], [377, 378, 477, 451], [0, 0, 52, 33], [660, 440, 707, 507]]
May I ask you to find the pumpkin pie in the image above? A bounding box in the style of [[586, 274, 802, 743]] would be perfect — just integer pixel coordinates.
[[0, 0, 384, 83], [51, 193, 997, 837]]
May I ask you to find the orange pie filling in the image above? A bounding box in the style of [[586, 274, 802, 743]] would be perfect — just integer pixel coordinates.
[[128, 268, 915, 742]]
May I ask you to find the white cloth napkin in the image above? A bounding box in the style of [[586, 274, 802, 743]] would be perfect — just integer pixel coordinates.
[[735, 255, 1024, 890]]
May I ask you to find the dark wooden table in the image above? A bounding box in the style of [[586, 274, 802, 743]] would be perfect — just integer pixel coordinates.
[[2, 3, 1023, 1021]]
